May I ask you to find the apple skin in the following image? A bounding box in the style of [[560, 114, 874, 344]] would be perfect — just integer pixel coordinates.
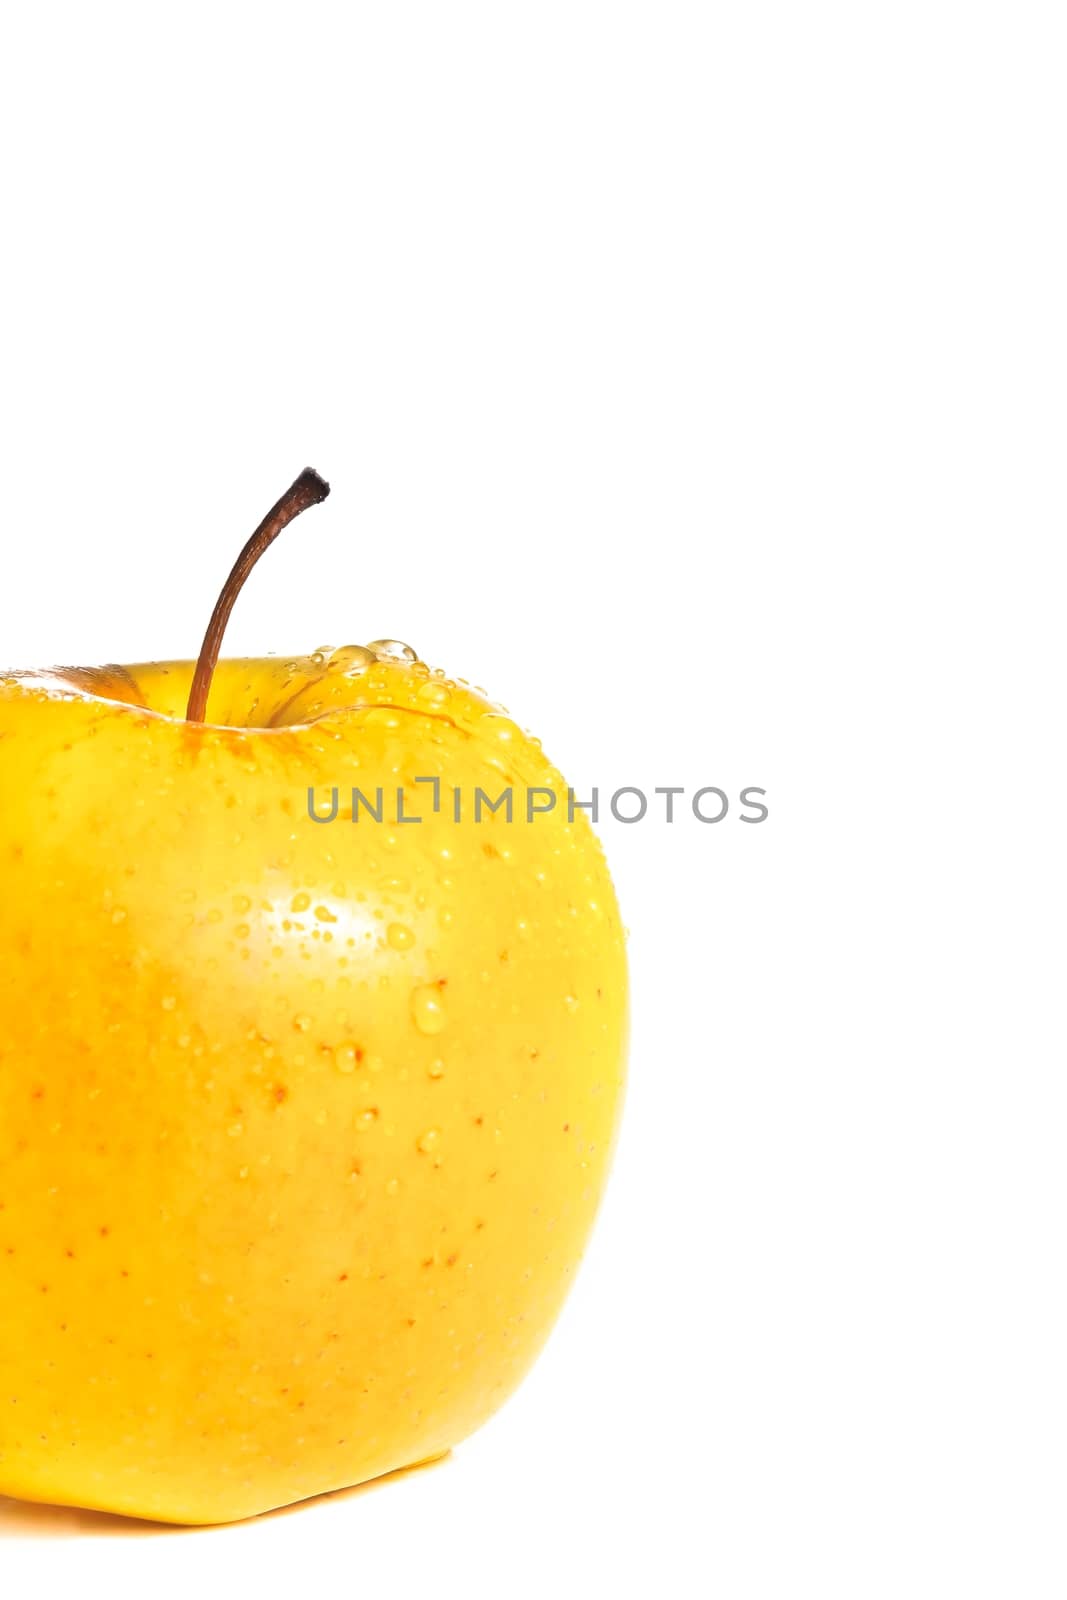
[[0, 648, 627, 1524]]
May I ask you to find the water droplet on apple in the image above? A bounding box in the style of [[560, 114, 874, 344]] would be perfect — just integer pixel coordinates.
[[481, 713, 522, 744], [362, 706, 402, 729], [564, 993, 580, 1014], [328, 644, 375, 675], [411, 984, 447, 1035], [334, 1043, 360, 1074], [291, 892, 311, 913], [293, 1015, 311, 1033], [357, 1108, 379, 1129], [416, 1128, 441, 1155], [368, 639, 419, 664], [310, 649, 328, 668], [387, 923, 415, 951], [427, 1059, 446, 1080], [416, 681, 451, 708]]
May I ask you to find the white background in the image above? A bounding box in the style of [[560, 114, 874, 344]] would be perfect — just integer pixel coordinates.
[[1, 4, 1064, 1596]]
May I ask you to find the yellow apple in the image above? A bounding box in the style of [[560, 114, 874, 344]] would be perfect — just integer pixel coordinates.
[[0, 473, 627, 1524]]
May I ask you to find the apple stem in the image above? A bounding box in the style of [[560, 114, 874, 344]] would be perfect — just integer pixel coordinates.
[[185, 468, 331, 723]]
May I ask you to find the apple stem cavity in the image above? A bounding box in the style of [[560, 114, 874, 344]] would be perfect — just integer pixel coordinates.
[[185, 467, 331, 723]]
